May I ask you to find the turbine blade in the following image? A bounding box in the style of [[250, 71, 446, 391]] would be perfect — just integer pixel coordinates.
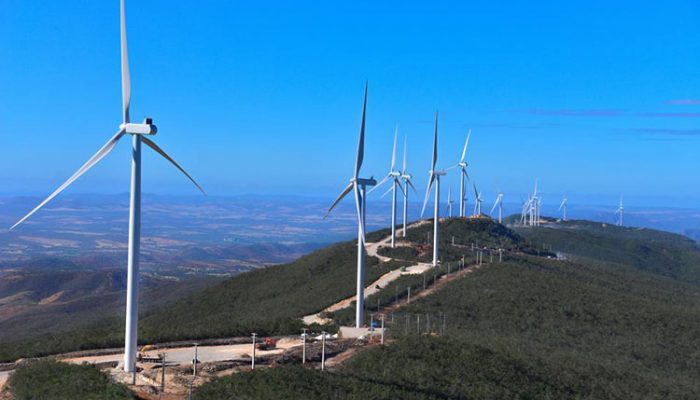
[[120, 0, 131, 123], [380, 184, 393, 199], [390, 124, 398, 171], [396, 178, 406, 197], [473, 183, 479, 199], [420, 174, 435, 218], [490, 198, 499, 214], [354, 183, 365, 241], [402, 135, 407, 174], [10, 130, 126, 230], [406, 179, 418, 194], [354, 82, 368, 179], [460, 129, 471, 163], [326, 181, 353, 216], [431, 111, 438, 172], [444, 165, 458, 171], [141, 137, 206, 195], [368, 174, 390, 194]]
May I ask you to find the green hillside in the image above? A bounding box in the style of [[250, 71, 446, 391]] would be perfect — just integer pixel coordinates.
[[5, 360, 134, 399], [0, 240, 401, 361], [194, 219, 700, 399], [513, 219, 700, 282]]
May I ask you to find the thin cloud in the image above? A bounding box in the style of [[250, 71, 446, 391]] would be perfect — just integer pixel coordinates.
[[637, 112, 700, 118], [621, 128, 700, 136], [666, 99, 700, 105], [510, 108, 623, 117]]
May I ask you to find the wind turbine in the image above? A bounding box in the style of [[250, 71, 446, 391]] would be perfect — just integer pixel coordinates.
[[491, 192, 504, 223], [472, 183, 483, 216], [446, 184, 454, 217], [400, 137, 417, 237], [326, 82, 376, 328], [558, 196, 568, 221], [371, 126, 405, 248], [454, 130, 471, 217], [615, 196, 624, 226], [9, 0, 205, 373], [421, 111, 445, 267]]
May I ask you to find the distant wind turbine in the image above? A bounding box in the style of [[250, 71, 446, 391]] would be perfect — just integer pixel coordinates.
[[446, 184, 454, 217], [326, 82, 376, 328], [558, 196, 568, 221], [491, 192, 504, 223], [472, 183, 483, 216], [449, 130, 471, 217], [421, 111, 446, 267], [9, 0, 205, 373], [400, 137, 417, 237], [615, 196, 624, 226], [371, 125, 405, 248]]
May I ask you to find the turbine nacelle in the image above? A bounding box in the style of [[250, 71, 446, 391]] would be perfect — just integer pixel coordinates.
[[353, 177, 377, 186], [120, 117, 157, 135]]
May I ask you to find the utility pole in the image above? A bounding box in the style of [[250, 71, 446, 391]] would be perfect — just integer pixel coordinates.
[[321, 331, 326, 371], [302, 328, 307, 364], [160, 353, 166, 394], [407, 287, 411, 304], [251, 333, 257, 370], [499, 249, 503, 263], [381, 314, 385, 344], [192, 343, 198, 378], [417, 314, 421, 335]]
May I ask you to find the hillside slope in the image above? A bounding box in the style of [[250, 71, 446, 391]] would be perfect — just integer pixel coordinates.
[[195, 218, 700, 399]]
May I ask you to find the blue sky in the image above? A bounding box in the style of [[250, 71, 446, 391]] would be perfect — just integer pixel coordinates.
[[2, 1, 700, 207]]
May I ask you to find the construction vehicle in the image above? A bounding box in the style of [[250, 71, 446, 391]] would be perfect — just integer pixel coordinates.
[[255, 338, 277, 350], [136, 344, 163, 363]]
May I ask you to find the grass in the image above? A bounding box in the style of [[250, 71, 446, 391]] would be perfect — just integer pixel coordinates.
[[5, 359, 134, 400], [194, 219, 700, 399], [0, 240, 403, 361]]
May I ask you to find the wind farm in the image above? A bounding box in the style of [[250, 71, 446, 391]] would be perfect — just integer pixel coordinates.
[[1, 1, 700, 399]]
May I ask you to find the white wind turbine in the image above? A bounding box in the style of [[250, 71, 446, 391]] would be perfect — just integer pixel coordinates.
[[558, 196, 568, 221], [9, 0, 205, 373], [400, 137, 417, 237], [615, 196, 624, 226], [472, 183, 483, 216], [371, 126, 405, 248], [421, 111, 446, 267], [326, 82, 376, 328], [452, 130, 471, 217], [491, 192, 504, 223], [446, 184, 454, 217]]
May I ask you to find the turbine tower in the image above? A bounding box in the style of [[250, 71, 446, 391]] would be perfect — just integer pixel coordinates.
[[326, 82, 376, 328], [9, 0, 205, 373], [472, 183, 483, 216], [615, 196, 624, 226], [421, 111, 445, 267], [558, 196, 568, 221], [371, 126, 405, 248], [400, 137, 417, 237], [491, 192, 504, 223], [446, 184, 454, 217], [454, 130, 471, 217]]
